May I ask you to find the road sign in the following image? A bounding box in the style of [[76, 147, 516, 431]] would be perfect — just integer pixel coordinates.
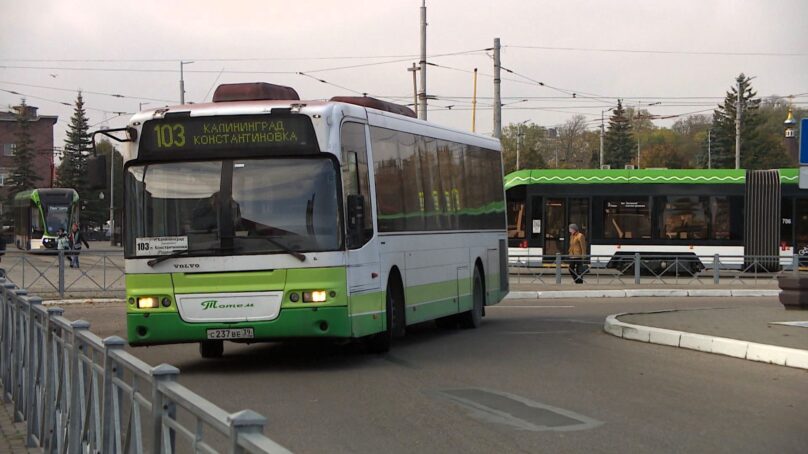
[[800, 118, 808, 165]]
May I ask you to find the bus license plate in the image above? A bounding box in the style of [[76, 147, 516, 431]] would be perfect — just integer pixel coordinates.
[[206, 328, 254, 340]]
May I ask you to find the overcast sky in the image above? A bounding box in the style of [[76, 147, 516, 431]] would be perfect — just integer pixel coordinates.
[[1, 0, 806, 148]]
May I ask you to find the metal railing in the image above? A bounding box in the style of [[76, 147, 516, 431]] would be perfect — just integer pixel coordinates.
[[509, 253, 801, 286], [0, 250, 125, 298], [0, 276, 291, 454]]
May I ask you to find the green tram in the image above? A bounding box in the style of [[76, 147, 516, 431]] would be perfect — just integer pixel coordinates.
[[505, 168, 803, 270], [13, 188, 79, 250], [92, 82, 508, 358]]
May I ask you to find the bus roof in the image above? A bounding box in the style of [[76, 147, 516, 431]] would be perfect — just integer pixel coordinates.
[[504, 168, 798, 190]]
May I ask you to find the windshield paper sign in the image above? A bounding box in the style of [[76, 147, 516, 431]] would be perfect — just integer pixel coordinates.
[[135, 236, 188, 256]]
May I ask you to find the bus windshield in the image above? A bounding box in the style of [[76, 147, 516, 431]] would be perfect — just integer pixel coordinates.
[[44, 204, 71, 234], [124, 157, 341, 258]]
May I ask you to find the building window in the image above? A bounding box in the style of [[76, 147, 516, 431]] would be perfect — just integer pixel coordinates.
[[3, 144, 15, 157], [0, 168, 9, 187]]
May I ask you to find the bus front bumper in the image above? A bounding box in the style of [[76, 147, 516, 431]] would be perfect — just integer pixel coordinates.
[[127, 306, 351, 346]]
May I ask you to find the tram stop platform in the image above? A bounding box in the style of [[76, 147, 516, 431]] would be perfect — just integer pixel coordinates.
[[605, 304, 808, 370]]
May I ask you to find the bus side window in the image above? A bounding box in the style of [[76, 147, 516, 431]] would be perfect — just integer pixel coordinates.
[[341, 122, 373, 248]]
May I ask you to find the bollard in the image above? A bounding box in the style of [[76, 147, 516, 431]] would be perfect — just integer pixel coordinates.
[[634, 253, 641, 285], [555, 253, 562, 284], [793, 254, 800, 277], [150, 363, 180, 454], [58, 251, 65, 298], [713, 254, 720, 284], [228, 409, 268, 454]]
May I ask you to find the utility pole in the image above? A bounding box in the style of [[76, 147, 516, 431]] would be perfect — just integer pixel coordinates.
[[735, 78, 742, 169], [600, 107, 614, 169], [407, 63, 419, 117], [418, 1, 427, 120], [109, 147, 115, 245], [471, 68, 478, 132], [179, 61, 194, 105], [707, 129, 712, 169], [493, 38, 502, 138]]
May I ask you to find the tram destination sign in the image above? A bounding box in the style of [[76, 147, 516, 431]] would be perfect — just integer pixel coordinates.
[[138, 114, 317, 158]]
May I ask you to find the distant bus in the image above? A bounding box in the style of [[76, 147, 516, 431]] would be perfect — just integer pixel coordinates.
[[505, 168, 800, 271], [103, 82, 508, 358], [13, 188, 79, 250]]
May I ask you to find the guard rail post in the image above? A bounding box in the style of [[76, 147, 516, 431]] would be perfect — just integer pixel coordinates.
[[58, 251, 65, 298], [713, 254, 720, 284], [42, 306, 64, 452], [0, 280, 11, 404], [228, 409, 267, 454], [555, 253, 562, 284], [151, 363, 180, 454], [793, 254, 800, 277], [25, 296, 42, 447], [634, 253, 641, 285], [12, 289, 27, 422], [101, 335, 125, 453], [68, 319, 91, 454]]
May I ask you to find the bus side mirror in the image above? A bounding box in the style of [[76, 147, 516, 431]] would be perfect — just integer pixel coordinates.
[[347, 194, 365, 248], [87, 155, 107, 190]]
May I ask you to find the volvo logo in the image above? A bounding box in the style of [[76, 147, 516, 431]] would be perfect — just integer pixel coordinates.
[[173, 263, 201, 269]]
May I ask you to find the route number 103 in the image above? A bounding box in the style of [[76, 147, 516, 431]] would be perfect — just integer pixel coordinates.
[[154, 124, 186, 148]]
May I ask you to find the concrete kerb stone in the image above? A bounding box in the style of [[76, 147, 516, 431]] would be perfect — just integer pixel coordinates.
[[604, 311, 808, 371], [504, 289, 779, 300]]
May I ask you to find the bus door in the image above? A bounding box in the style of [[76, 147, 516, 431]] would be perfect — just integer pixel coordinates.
[[544, 199, 565, 259], [341, 123, 382, 334]]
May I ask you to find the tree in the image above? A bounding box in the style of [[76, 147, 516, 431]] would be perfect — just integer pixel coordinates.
[[557, 114, 591, 168], [57, 92, 105, 227], [4, 99, 42, 223], [501, 122, 548, 173], [603, 99, 634, 168], [707, 73, 764, 169]]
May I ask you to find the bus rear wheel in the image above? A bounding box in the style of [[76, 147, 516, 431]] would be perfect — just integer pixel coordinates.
[[459, 266, 484, 329], [199, 340, 224, 358]]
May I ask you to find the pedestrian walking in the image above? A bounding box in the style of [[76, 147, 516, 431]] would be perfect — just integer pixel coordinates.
[[56, 228, 70, 251], [68, 223, 90, 268], [568, 223, 586, 284]]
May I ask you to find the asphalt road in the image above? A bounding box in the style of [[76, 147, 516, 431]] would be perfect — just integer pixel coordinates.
[[64, 296, 808, 454]]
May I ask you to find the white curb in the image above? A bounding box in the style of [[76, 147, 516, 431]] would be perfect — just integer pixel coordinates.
[[504, 288, 779, 300], [604, 311, 808, 370]]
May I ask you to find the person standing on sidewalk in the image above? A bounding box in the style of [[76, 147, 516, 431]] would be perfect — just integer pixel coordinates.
[[68, 223, 90, 268], [568, 223, 586, 284]]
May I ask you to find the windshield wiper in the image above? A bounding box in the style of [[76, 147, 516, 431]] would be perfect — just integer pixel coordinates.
[[234, 236, 306, 262], [146, 246, 235, 267]]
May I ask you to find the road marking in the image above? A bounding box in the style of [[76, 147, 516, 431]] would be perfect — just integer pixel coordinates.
[[431, 388, 602, 432]]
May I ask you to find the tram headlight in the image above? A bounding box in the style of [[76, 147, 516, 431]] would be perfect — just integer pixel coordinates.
[[137, 297, 159, 309], [303, 290, 328, 303]]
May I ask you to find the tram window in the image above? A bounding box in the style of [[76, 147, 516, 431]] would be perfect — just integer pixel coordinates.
[[507, 200, 526, 239], [711, 197, 732, 241], [603, 198, 651, 240], [659, 196, 709, 240]]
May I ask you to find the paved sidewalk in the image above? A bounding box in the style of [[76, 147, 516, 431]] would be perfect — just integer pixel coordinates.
[[0, 394, 37, 453], [606, 302, 808, 370]]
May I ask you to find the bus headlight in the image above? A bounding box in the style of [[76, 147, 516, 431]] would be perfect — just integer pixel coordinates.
[[137, 297, 159, 309], [303, 290, 328, 303]]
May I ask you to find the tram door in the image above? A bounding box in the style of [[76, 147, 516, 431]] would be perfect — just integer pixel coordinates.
[[544, 199, 565, 257], [543, 197, 590, 260]]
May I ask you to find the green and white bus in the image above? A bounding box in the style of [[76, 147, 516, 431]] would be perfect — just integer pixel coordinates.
[[13, 188, 79, 250], [108, 82, 508, 357]]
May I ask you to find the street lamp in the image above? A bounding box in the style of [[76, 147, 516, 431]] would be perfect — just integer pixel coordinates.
[[635, 101, 660, 169], [515, 119, 531, 171], [180, 61, 194, 104], [600, 107, 615, 169]]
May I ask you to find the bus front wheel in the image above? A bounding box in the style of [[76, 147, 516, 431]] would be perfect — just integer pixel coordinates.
[[365, 275, 404, 353], [199, 340, 224, 358], [459, 266, 484, 329]]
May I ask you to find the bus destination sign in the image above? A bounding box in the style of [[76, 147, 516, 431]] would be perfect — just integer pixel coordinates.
[[139, 115, 317, 157]]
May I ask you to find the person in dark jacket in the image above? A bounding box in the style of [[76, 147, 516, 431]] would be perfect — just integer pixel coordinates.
[[68, 223, 90, 268]]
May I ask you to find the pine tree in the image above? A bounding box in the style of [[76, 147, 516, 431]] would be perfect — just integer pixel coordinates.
[[604, 99, 634, 168], [706, 73, 765, 169], [4, 99, 42, 223], [57, 92, 104, 226]]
